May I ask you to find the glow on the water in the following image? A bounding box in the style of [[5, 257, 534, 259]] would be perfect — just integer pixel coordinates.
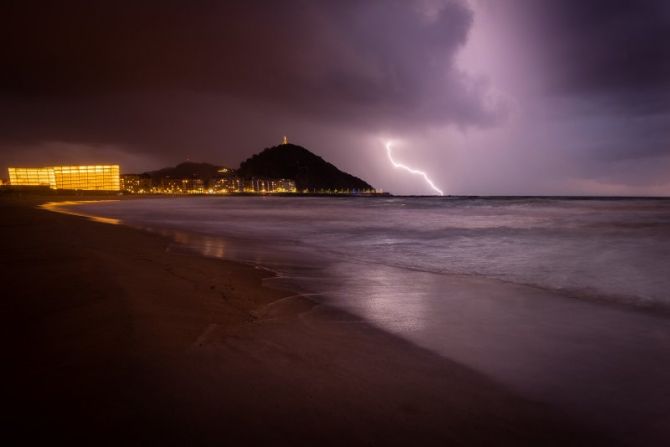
[[39, 200, 122, 225], [385, 141, 444, 196]]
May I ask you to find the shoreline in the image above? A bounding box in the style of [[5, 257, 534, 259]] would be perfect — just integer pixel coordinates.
[[4, 195, 611, 445], [3, 186, 670, 200], [53, 195, 670, 319]]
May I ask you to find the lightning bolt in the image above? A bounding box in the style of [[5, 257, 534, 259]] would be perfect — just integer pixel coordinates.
[[385, 141, 444, 196]]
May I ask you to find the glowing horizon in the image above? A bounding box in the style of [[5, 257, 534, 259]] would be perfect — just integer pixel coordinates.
[[385, 142, 444, 196]]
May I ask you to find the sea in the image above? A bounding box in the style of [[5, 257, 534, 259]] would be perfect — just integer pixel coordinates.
[[76, 196, 670, 443]]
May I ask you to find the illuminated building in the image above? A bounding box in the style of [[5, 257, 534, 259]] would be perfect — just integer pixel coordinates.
[[244, 178, 297, 193], [8, 167, 53, 187], [211, 177, 243, 193], [209, 166, 243, 193], [282, 135, 289, 145], [157, 177, 204, 193], [52, 166, 120, 190], [270, 178, 297, 193], [121, 174, 152, 193], [8, 165, 120, 191]]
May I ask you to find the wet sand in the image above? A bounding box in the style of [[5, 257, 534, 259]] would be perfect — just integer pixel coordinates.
[[2, 195, 610, 445]]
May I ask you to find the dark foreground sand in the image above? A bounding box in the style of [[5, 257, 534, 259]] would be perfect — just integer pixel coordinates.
[[2, 195, 611, 445]]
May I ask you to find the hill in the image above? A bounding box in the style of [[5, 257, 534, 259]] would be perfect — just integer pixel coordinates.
[[236, 144, 373, 191], [144, 162, 225, 183]]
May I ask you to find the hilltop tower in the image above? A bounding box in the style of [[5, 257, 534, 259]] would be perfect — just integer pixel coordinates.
[[282, 135, 288, 145]]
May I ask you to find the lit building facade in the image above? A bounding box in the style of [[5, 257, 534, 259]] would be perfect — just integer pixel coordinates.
[[8, 167, 53, 187], [121, 174, 152, 193], [244, 178, 297, 193], [52, 165, 120, 190], [157, 178, 204, 193], [211, 177, 243, 193], [8, 165, 120, 191], [272, 178, 297, 193]]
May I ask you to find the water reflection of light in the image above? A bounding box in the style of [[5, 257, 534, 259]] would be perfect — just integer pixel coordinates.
[[329, 262, 430, 333], [39, 200, 122, 225], [148, 228, 228, 259], [195, 235, 227, 259]]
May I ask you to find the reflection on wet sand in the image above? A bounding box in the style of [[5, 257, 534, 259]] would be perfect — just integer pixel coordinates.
[[152, 227, 228, 259], [308, 261, 670, 444], [49, 197, 670, 444]]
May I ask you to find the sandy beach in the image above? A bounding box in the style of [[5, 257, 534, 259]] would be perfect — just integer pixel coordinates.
[[2, 194, 610, 445]]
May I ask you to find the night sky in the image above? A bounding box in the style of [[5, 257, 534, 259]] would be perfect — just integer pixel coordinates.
[[1, 0, 669, 195]]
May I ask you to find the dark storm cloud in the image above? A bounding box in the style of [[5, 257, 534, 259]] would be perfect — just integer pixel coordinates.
[[508, 0, 670, 111], [1, 0, 668, 194], [0, 1, 494, 125], [490, 0, 670, 171], [0, 0, 507, 173]]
